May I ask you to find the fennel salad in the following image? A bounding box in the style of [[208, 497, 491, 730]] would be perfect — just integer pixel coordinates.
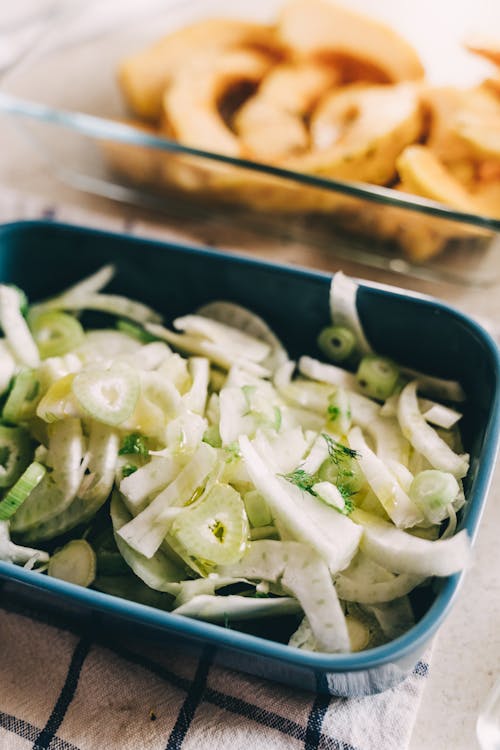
[[0, 268, 470, 654]]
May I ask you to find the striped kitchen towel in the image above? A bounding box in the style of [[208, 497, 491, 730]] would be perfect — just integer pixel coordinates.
[[0, 188, 430, 750]]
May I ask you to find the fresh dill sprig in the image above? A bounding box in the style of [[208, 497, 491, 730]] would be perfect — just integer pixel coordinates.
[[122, 464, 138, 478], [327, 404, 340, 421], [321, 433, 359, 463], [280, 469, 316, 493]]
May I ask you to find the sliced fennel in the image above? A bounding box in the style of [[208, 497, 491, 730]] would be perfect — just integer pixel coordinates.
[[0, 269, 474, 656]]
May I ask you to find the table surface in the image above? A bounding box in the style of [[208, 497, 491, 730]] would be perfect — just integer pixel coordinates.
[[1, 2, 500, 747]]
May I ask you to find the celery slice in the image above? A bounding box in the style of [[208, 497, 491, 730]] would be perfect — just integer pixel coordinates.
[[29, 311, 85, 359], [0, 462, 46, 520], [72, 363, 140, 426], [172, 483, 249, 566], [48, 539, 96, 587]]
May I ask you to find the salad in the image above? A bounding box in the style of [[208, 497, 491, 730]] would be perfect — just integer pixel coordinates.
[[0, 268, 470, 654]]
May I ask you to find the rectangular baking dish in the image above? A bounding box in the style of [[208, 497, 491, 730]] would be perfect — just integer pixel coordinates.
[[0, 219, 498, 696], [1, 0, 500, 287]]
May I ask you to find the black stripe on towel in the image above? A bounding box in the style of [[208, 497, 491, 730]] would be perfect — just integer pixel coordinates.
[[164, 646, 214, 750], [0, 710, 80, 750], [32, 637, 91, 750]]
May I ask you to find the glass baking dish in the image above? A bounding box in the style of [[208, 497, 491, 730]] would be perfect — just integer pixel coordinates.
[[1, 0, 500, 287]]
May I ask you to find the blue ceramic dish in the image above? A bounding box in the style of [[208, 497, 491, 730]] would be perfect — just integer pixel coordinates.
[[0, 220, 498, 697]]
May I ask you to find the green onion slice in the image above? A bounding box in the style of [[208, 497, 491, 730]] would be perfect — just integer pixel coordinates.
[[357, 356, 400, 401], [29, 311, 85, 358], [317, 325, 356, 363], [72, 363, 140, 426], [0, 461, 46, 520], [409, 470, 459, 524], [172, 483, 249, 566]]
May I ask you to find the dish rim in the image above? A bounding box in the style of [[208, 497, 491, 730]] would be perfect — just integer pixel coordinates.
[[0, 218, 499, 673]]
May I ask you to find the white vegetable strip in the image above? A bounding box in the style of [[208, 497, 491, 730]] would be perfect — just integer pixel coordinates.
[[119, 342, 172, 371], [55, 264, 116, 299], [196, 300, 289, 373], [380, 395, 462, 429], [111, 492, 183, 593], [174, 314, 271, 363], [348, 426, 423, 528], [398, 381, 469, 478], [0, 285, 40, 368], [252, 429, 310, 474], [419, 401, 462, 429], [117, 443, 217, 558], [183, 357, 209, 415], [239, 436, 361, 573], [219, 539, 305, 581], [36, 293, 162, 324], [299, 356, 358, 391], [367, 596, 415, 640], [300, 436, 330, 474], [329, 272, 373, 356], [335, 566, 424, 604], [173, 594, 300, 621], [79, 423, 119, 503], [146, 323, 270, 377], [351, 508, 470, 577], [0, 340, 16, 395], [350, 393, 409, 464], [120, 455, 185, 515], [281, 546, 351, 653], [401, 367, 465, 403]]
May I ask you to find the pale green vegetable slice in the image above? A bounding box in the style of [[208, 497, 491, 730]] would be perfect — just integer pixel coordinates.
[[172, 483, 249, 566], [398, 381, 469, 478], [351, 508, 470, 577], [366, 596, 415, 641], [29, 311, 85, 359], [243, 490, 273, 528], [0, 284, 40, 368], [409, 470, 460, 524], [34, 292, 161, 325], [357, 356, 400, 401], [219, 539, 304, 581], [72, 363, 140, 426], [110, 491, 182, 593], [48, 539, 96, 587], [317, 326, 356, 364], [94, 574, 173, 609], [326, 387, 352, 436], [173, 594, 300, 621], [117, 443, 217, 558], [348, 426, 423, 528], [281, 546, 350, 653]]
